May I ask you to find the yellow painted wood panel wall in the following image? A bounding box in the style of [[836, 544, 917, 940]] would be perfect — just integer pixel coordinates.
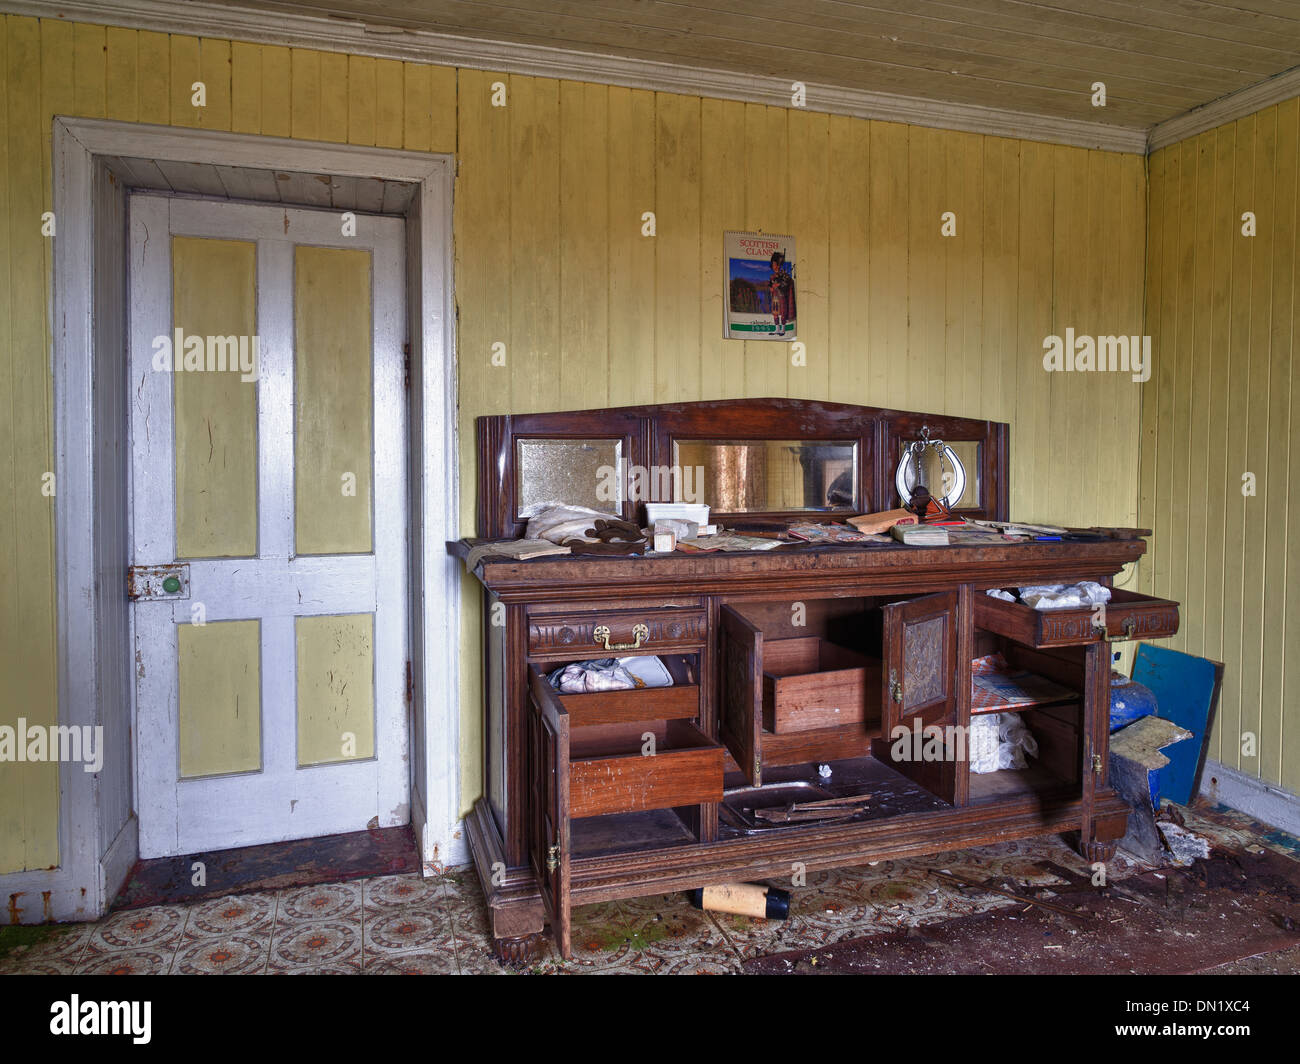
[[1142, 98, 1300, 794], [0, 14, 1146, 872]]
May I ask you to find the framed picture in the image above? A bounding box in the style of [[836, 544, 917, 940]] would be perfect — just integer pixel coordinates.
[[724, 231, 797, 341]]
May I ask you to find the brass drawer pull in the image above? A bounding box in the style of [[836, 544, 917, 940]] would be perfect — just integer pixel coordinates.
[[1093, 618, 1137, 643], [593, 622, 649, 651]]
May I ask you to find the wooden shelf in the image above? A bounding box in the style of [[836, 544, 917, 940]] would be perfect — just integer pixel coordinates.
[[968, 762, 1078, 803], [970, 695, 1078, 716], [572, 808, 697, 858]]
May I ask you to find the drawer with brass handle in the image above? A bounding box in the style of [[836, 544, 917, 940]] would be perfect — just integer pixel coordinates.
[[526, 607, 707, 658], [974, 588, 1179, 649]]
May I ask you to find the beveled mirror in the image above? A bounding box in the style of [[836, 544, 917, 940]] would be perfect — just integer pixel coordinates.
[[515, 437, 624, 517], [895, 435, 982, 510], [672, 439, 859, 512]]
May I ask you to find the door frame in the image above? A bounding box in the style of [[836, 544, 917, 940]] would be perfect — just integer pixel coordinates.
[[20, 116, 460, 922]]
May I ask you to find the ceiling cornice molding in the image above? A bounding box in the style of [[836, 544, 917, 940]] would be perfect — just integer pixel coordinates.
[[4, 0, 1149, 153], [1147, 64, 1300, 152]]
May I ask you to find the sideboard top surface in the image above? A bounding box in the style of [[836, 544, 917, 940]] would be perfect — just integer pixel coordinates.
[[452, 536, 1146, 600]]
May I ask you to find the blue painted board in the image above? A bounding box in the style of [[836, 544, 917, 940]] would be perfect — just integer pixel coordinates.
[[1130, 644, 1224, 807]]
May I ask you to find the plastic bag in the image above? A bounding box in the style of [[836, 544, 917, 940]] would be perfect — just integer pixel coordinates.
[[969, 711, 1039, 773], [1018, 581, 1112, 610]]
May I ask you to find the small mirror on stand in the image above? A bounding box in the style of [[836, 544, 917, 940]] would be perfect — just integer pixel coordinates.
[[895, 427, 968, 522]]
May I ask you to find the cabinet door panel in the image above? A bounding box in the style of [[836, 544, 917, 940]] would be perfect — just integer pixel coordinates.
[[720, 605, 763, 785], [528, 673, 571, 958], [878, 590, 960, 803]]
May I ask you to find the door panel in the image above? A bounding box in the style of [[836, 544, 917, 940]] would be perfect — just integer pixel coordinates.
[[719, 605, 763, 786], [130, 195, 408, 856], [877, 590, 960, 804], [177, 619, 262, 779], [295, 613, 376, 766], [171, 236, 259, 559], [294, 245, 374, 556], [528, 676, 571, 957]]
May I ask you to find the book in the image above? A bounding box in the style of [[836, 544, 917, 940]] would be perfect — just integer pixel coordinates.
[[891, 523, 949, 546], [786, 522, 872, 543], [847, 508, 917, 534]]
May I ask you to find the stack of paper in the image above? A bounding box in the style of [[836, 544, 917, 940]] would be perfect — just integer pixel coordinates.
[[891, 524, 949, 546]]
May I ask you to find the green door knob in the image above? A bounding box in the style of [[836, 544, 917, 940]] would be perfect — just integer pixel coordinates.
[[162, 576, 181, 593]]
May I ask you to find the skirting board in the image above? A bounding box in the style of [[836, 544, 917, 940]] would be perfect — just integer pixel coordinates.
[[1200, 759, 1300, 839]]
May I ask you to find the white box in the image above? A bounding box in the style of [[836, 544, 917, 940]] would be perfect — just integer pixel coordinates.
[[644, 502, 710, 526]]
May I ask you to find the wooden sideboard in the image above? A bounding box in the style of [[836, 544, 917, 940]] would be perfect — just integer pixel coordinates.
[[450, 399, 1178, 964]]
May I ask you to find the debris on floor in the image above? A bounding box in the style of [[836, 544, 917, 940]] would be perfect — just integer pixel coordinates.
[[1157, 820, 1212, 867], [744, 846, 1300, 975]]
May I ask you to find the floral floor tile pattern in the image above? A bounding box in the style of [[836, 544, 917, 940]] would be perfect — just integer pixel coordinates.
[[1, 799, 1295, 975]]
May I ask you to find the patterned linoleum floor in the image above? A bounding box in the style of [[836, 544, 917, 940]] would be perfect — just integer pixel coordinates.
[[2, 799, 1297, 975]]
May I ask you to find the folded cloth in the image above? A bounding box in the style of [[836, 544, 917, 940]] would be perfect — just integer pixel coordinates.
[[547, 655, 674, 693], [548, 658, 638, 693], [1018, 581, 1112, 610], [525, 503, 624, 544]]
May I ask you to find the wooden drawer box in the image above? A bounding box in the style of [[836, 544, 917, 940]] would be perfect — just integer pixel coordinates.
[[544, 655, 701, 727], [527, 607, 708, 658], [553, 685, 701, 727], [568, 719, 723, 817], [974, 588, 1179, 648], [761, 637, 881, 733], [528, 666, 722, 819]]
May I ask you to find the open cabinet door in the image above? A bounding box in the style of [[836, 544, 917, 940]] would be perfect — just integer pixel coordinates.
[[720, 605, 764, 785], [528, 673, 571, 958], [876, 590, 961, 804]]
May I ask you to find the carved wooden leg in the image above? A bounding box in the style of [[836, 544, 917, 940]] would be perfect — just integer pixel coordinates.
[[1066, 829, 1118, 864], [492, 932, 545, 968], [1080, 837, 1118, 863]]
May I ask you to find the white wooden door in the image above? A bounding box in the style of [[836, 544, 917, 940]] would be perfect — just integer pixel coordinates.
[[128, 195, 409, 857]]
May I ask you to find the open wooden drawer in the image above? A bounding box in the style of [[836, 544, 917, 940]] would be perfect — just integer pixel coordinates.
[[527, 664, 723, 957], [536, 655, 702, 726], [974, 588, 1179, 648], [528, 665, 721, 815], [720, 602, 884, 786]]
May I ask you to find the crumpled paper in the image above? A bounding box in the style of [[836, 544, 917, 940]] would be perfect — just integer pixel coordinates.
[[1018, 581, 1112, 610]]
